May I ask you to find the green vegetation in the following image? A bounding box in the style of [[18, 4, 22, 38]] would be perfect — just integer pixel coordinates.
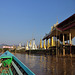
[[3, 48, 9, 52], [15, 49, 25, 53], [0, 48, 2, 52]]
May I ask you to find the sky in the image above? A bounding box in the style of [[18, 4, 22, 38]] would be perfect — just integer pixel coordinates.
[[0, 0, 75, 45]]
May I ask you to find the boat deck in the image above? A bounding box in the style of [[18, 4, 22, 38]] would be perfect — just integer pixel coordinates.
[[0, 59, 28, 75]]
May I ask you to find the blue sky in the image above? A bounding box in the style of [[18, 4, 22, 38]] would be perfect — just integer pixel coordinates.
[[0, 0, 75, 45]]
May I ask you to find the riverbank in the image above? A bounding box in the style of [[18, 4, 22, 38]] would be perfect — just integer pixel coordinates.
[[1, 49, 75, 58]]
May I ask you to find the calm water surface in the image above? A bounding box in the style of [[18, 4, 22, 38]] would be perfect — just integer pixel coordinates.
[[13, 53, 75, 75]]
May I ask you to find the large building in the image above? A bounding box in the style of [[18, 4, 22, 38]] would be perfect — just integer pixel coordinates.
[[43, 14, 75, 56]]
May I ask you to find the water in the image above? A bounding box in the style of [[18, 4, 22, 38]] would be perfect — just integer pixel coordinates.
[[12, 53, 75, 75], [0, 52, 75, 75]]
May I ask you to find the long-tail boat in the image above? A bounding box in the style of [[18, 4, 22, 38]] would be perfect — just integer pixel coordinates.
[[0, 51, 35, 75]]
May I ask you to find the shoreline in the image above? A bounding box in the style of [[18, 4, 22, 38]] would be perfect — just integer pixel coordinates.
[[1, 49, 75, 58]]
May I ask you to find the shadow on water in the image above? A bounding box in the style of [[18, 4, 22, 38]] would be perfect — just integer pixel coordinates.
[[12, 53, 75, 75]]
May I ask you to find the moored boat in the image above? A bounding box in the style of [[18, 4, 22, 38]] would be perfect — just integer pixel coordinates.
[[0, 51, 35, 75]]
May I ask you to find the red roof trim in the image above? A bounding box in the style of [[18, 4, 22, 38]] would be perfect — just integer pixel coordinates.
[[56, 14, 75, 28], [62, 22, 75, 31]]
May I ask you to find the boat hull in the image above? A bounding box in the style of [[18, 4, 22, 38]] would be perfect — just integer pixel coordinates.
[[0, 51, 35, 75]]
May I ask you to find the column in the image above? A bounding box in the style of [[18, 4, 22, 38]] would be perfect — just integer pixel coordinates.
[[57, 39, 60, 56], [63, 34, 65, 56], [43, 40, 46, 49], [69, 32, 72, 44], [67, 34, 68, 44], [47, 39, 50, 49], [46, 39, 48, 50], [51, 37, 54, 46], [50, 39, 51, 46], [49, 38, 51, 54], [69, 32, 72, 56], [59, 34, 60, 55]]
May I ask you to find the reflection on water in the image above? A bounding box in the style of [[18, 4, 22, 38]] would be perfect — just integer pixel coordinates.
[[13, 53, 75, 75]]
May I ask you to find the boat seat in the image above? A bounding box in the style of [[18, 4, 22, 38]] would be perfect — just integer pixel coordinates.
[[12, 61, 23, 75]]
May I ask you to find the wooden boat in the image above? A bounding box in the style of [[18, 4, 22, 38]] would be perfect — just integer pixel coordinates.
[[0, 51, 35, 75]]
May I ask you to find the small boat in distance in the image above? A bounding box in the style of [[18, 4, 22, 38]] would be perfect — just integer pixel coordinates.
[[0, 51, 35, 75]]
